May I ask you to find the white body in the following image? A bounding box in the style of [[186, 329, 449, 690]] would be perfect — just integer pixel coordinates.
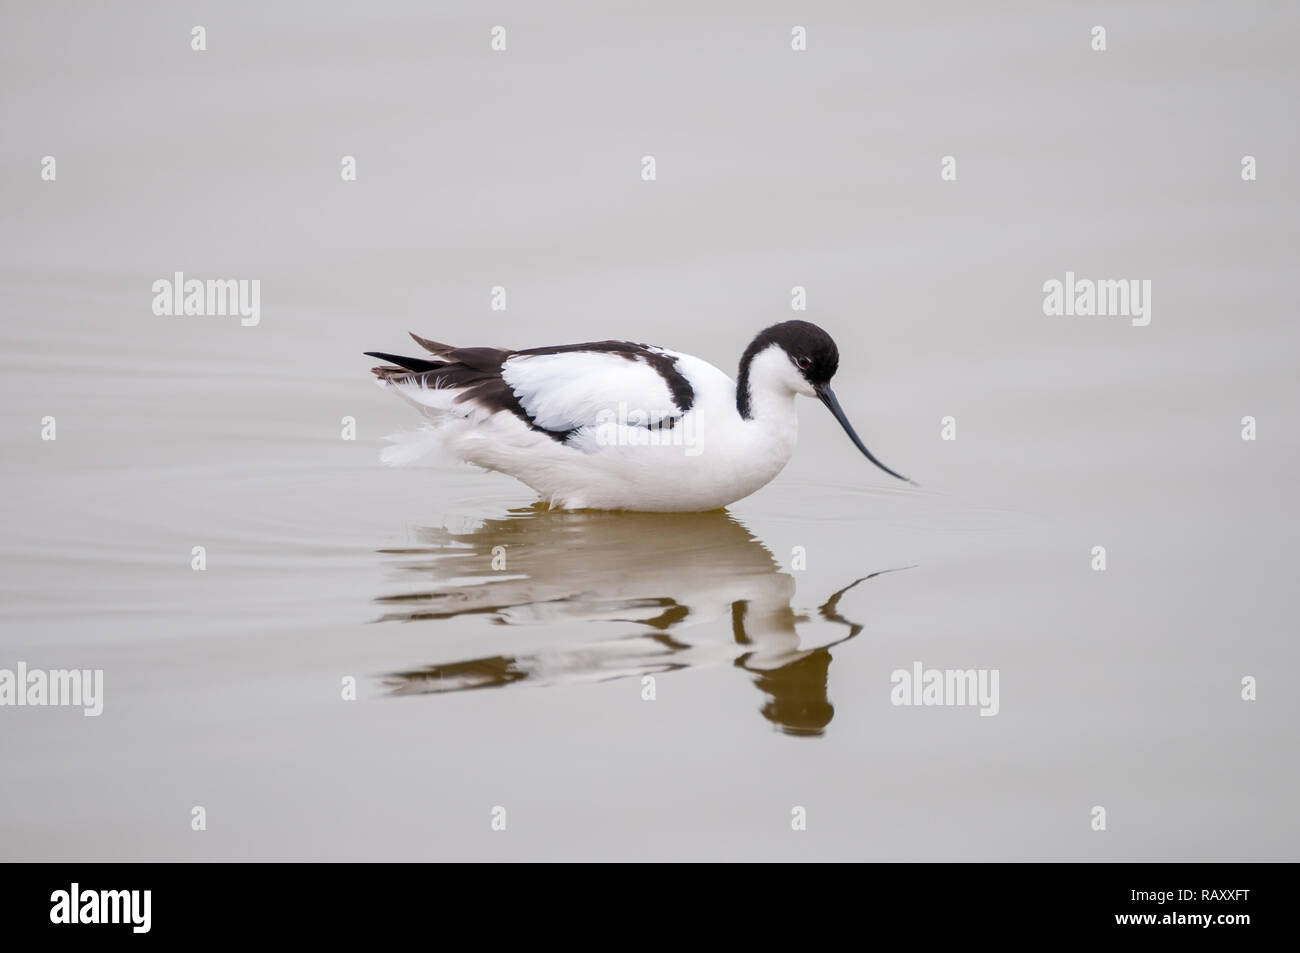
[[379, 344, 811, 511]]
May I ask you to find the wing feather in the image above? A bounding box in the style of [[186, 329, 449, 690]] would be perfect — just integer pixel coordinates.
[[502, 349, 686, 432], [368, 335, 696, 441]]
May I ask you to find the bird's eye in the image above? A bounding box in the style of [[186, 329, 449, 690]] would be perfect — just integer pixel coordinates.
[[795, 356, 812, 370]]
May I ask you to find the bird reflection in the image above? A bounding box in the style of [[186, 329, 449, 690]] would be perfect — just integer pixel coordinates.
[[375, 505, 898, 736]]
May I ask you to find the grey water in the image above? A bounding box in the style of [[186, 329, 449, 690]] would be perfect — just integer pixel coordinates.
[[1, 1, 1297, 860]]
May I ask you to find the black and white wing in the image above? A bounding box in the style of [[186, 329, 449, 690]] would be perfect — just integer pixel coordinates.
[[366, 334, 697, 441]]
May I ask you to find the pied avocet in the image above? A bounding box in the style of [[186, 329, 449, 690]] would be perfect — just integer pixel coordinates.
[[365, 320, 911, 511]]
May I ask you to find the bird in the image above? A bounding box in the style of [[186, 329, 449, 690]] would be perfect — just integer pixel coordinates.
[[364, 319, 912, 512]]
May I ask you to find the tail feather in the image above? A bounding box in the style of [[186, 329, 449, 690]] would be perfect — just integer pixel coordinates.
[[367, 335, 536, 455], [365, 352, 450, 382], [407, 334, 513, 372], [408, 332, 457, 357]]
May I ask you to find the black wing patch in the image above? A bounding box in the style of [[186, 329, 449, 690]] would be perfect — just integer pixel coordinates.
[[366, 333, 696, 442]]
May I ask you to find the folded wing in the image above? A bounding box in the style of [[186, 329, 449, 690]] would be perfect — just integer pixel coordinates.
[[367, 335, 696, 442], [503, 345, 691, 433]]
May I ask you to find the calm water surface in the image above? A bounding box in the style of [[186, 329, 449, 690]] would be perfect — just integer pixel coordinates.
[[2, 2, 1297, 860]]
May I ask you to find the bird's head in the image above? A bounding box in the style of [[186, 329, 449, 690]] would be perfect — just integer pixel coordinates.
[[739, 320, 914, 485]]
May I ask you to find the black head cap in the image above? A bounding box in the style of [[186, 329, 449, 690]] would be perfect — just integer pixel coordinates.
[[737, 320, 840, 418]]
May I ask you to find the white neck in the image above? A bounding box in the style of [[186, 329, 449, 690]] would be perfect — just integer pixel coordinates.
[[740, 345, 809, 427], [746, 377, 799, 432]]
